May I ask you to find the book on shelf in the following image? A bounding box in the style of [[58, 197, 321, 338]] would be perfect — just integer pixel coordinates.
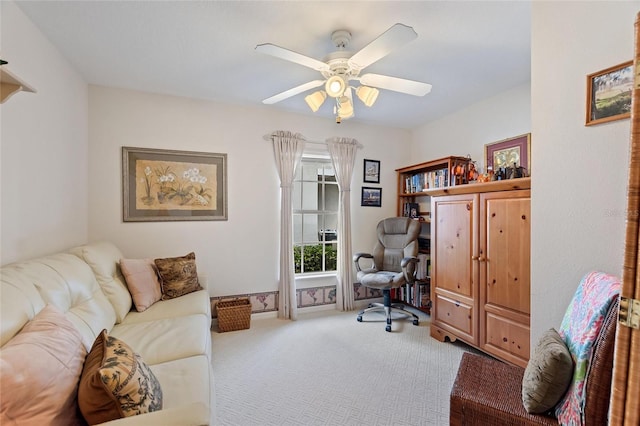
[[404, 168, 450, 193]]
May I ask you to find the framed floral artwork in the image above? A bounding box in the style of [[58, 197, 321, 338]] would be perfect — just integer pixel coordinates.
[[484, 133, 531, 175], [122, 147, 227, 221], [586, 60, 633, 126]]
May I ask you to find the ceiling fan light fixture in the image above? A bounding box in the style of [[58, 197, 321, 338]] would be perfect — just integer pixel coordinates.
[[304, 90, 326, 112], [356, 85, 379, 107], [337, 95, 354, 119], [325, 75, 346, 98]]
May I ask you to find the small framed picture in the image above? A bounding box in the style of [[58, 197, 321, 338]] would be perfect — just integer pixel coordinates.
[[361, 187, 382, 207], [586, 60, 633, 126], [363, 159, 380, 183], [484, 133, 531, 174]]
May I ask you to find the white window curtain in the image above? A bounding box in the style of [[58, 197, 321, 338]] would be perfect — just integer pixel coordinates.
[[271, 130, 306, 320], [326, 136, 361, 311]]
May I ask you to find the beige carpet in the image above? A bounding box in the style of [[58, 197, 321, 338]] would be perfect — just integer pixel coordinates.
[[211, 307, 474, 426]]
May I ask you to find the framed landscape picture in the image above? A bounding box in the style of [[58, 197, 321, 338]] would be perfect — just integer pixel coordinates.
[[586, 60, 633, 126], [361, 187, 382, 207], [122, 146, 227, 221]]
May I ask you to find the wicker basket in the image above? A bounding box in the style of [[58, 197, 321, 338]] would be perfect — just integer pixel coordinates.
[[216, 298, 251, 332]]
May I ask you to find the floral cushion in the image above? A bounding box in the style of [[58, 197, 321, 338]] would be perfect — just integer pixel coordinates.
[[78, 330, 163, 425], [554, 271, 620, 425], [154, 252, 202, 300]]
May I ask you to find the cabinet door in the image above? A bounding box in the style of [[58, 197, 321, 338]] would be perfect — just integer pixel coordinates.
[[482, 192, 530, 314], [480, 190, 531, 367], [431, 194, 478, 344]]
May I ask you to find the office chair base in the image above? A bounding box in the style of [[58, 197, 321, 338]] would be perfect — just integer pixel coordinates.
[[356, 303, 420, 332]]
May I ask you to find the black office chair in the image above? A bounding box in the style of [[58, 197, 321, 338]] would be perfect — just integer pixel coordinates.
[[354, 217, 421, 332]]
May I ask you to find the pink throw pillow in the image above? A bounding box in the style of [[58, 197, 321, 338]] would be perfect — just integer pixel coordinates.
[[120, 258, 162, 312], [0, 304, 87, 426]]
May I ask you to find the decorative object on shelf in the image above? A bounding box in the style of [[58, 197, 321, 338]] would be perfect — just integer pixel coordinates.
[[122, 147, 227, 222], [466, 161, 479, 182], [484, 133, 531, 177], [0, 59, 36, 104], [451, 163, 466, 186], [403, 202, 419, 218], [586, 60, 633, 126], [363, 159, 380, 183], [361, 186, 382, 207]]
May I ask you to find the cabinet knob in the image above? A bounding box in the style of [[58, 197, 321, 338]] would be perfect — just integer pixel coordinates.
[[479, 256, 486, 262], [471, 255, 479, 261]]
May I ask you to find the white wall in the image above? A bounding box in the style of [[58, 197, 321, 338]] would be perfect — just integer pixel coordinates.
[[531, 1, 639, 343], [88, 86, 411, 297], [411, 83, 531, 171], [0, 1, 89, 265]]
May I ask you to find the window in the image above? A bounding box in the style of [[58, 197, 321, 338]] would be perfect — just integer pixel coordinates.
[[293, 157, 339, 274]]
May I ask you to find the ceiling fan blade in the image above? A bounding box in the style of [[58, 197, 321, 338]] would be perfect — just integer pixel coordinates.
[[348, 23, 417, 71], [359, 73, 432, 96], [262, 80, 325, 104], [255, 43, 329, 72]]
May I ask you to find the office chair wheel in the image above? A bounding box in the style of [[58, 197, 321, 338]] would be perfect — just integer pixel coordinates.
[[386, 325, 391, 332], [413, 319, 419, 326], [357, 316, 363, 322]]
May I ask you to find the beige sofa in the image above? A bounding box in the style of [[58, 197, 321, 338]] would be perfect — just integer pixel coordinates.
[[0, 241, 215, 425]]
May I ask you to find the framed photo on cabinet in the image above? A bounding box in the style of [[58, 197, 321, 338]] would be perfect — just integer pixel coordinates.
[[484, 133, 531, 174]]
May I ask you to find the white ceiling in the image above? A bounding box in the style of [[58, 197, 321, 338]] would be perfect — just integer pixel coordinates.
[[14, 1, 531, 130]]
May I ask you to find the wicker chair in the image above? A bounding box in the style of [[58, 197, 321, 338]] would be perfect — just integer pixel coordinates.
[[450, 298, 619, 425]]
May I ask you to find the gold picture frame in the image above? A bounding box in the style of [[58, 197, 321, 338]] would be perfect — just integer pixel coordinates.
[[586, 60, 633, 126], [122, 146, 227, 222]]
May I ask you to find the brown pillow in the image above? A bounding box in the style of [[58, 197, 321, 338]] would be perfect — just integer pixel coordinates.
[[120, 258, 162, 312], [78, 330, 163, 425], [522, 328, 574, 413], [0, 304, 87, 426], [154, 252, 203, 300]]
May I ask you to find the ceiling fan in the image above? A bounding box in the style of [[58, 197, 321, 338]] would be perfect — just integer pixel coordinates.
[[255, 23, 432, 123]]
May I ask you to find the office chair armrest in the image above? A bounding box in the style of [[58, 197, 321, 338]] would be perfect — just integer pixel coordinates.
[[401, 256, 419, 283], [353, 252, 374, 272]]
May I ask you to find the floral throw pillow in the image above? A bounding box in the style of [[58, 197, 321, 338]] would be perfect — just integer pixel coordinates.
[[154, 252, 203, 300], [78, 330, 163, 425]]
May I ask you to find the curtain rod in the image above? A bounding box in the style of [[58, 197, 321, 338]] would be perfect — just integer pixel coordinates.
[[262, 134, 326, 145], [262, 133, 363, 148]]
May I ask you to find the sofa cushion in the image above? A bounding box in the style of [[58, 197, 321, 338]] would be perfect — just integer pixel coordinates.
[[120, 258, 162, 312], [2, 253, 117, 351], [111, 314, 211, 365], [522, 328, 573, 413], [150, 355, 213, 412], [154, 252, 203, 300], [78, 330, 163, 425], [119, 289, 211, 325], [0, 304, 87, 426], [70, 242, 133, 323], [554, 271, 621, 424]]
